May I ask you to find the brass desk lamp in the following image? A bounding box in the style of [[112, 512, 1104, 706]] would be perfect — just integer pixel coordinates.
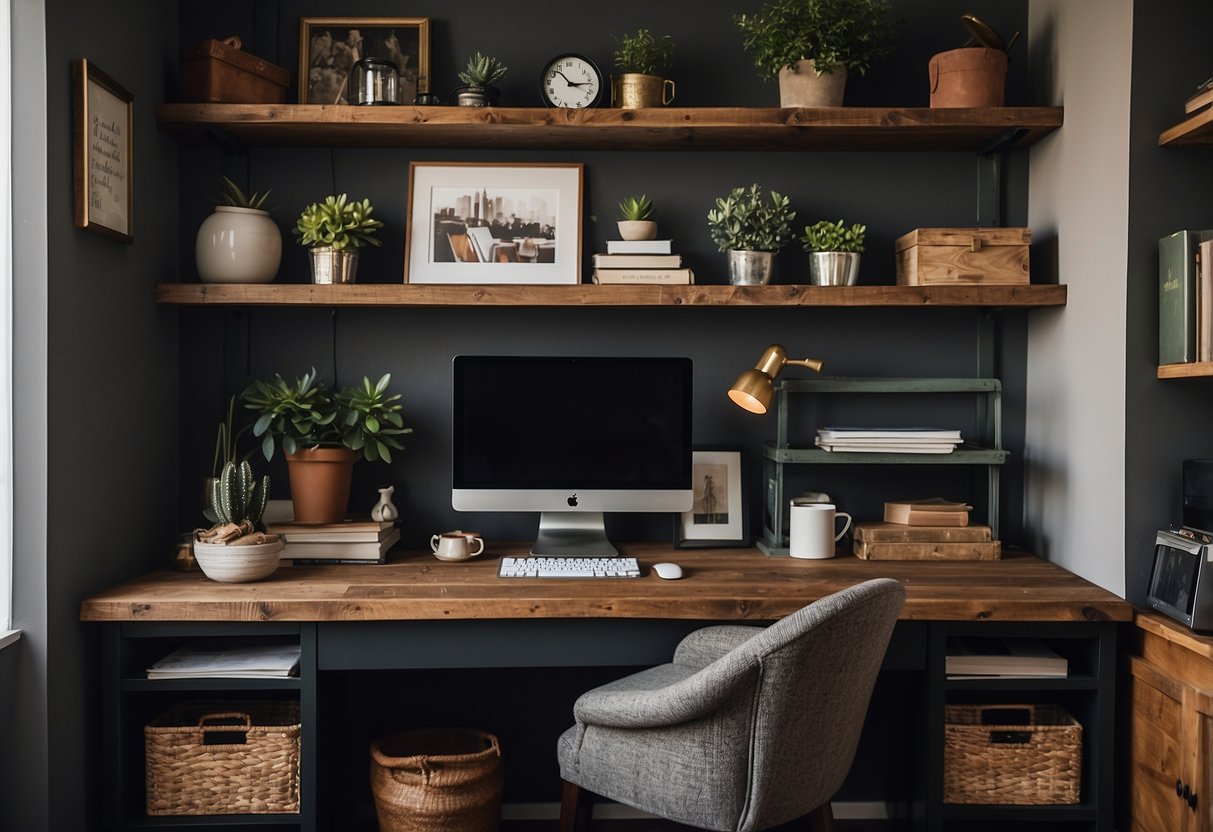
[[727, 344, 824, 414]]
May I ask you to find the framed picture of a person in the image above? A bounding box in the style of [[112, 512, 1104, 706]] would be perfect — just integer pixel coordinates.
[[675, 447, 748, 548], [299, 17, 429, 105]]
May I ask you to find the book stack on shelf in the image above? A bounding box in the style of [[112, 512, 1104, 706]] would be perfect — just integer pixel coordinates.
[[266, 518, 400, 564], [591, 239, 694, 285], [147, 641, 302, 679], [1184, 78, 1213, 117], [853, 498, 1001, 560], [1158, 228, 1213, 364], [815, 426, 962, 454], [944, 637, 1068, 678]]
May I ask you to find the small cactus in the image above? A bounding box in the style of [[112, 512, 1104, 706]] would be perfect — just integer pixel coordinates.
[[210, 460, 270, 528], [458, 52, 508, 87], [617, 195, 654, 222]]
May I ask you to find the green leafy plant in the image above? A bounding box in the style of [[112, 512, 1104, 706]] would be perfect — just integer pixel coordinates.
[[800, 219, 866, 252], [735, 0, 898, 80], [707, 184, 796, 252], [617, 194, 654, 222], [294, 194, 383, 251], [613, 29, 675, 76], [216, 175, 271, 210], [241, 367, 412, 463], [209, 460, 271, 528], [458, 52, 508, 87]]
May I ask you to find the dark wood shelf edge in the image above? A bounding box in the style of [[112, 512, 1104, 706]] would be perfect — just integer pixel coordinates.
[[1160, 107, 1213, 147], [155, 283, 1068, 309]]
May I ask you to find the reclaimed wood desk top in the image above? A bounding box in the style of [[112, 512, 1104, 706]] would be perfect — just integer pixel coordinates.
[[79, 545, 1130, 624]]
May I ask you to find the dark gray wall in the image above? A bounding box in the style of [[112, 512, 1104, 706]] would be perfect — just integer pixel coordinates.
[[1123, 0, 1213, 604]]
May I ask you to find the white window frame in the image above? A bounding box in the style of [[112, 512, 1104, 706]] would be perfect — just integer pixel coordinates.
[[0, 0, 15, 649]]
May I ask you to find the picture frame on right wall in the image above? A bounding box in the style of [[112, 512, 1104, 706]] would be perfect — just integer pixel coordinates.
[[675, 447, 749, 548]]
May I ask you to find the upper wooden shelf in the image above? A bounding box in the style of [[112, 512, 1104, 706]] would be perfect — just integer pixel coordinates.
[[1159, 109, 1213, 147], [155, 104, 1064, 152], [155, 283, 1067, 308]]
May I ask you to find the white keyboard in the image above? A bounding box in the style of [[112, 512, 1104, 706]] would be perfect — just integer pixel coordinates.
[[497, 556, 640, 578]]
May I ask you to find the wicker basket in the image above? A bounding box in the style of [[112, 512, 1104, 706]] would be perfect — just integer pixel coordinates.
[[943, 703, 1081, 805], [370, 727, 504, 832], [145, 700, 300, 816]]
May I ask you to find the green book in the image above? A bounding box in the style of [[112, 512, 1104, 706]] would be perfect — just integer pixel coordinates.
[[1159, 230, 1211, 364]]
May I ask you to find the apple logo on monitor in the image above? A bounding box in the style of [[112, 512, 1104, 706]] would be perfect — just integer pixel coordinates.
[[567, 494, 578, 507]]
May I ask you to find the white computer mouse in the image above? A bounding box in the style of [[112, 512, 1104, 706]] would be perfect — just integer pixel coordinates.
[[652, 562, 683, 580]]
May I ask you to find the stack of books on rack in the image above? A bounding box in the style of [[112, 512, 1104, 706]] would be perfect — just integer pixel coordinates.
[[1184, 78, 1213, 116], [147, 641, 302, 679], [945, 637, 1068, 678], [266, 518, 400, 564], [815, 426, 962, 454], [591, 239, 694, 285], [854, 518, 999, 561], [883, 497, 972, 526]]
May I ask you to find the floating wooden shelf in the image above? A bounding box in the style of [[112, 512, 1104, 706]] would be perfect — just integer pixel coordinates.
[[1157, 361, 1213, 378], [155, 104, 1064, 152], [155, 283, 1068, 308], [1159, 109, 1213, 147]]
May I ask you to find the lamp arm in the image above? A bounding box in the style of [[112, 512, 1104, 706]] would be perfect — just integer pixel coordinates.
[[785, 358, 824, 373]]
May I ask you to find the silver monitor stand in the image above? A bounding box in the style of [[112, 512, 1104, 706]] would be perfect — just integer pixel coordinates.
[[531, 511, 619, 557]]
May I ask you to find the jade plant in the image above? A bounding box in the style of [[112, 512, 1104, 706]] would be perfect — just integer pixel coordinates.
[[458, 52, 508, 88], [617, 194, 654, 222], [294, 194, 382, 251], [707, 184, 796, 252], [800, 219, 866, 253], [613, 29, 675, 76], [735, 0, 898, 79], [217, 175, 270, 210]]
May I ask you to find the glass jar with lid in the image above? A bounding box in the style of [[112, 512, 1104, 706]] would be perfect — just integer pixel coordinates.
[[350, 58, 399, 105]]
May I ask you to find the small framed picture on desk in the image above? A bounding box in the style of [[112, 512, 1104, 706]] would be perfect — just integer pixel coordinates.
[[675, 447, 748, 548]]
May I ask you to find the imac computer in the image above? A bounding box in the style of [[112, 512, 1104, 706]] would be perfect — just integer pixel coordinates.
[[452, 355, 693, 556]]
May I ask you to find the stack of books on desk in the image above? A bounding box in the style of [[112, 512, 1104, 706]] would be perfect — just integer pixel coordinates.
[[815, 426, 962, 454], [853, 520, 999, 561], [591, 240, 694, 285], [883, 497, 972, 526], [266, 518, 400, 564]]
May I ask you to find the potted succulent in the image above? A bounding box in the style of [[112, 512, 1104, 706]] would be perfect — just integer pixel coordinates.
[[294, 194, 383, 284], [617, 194, 657, 241], [800, 219, 866, 285], [192, 460, 283, 583], [611, 29, 676, 108], [453, 52, 508, 107], [196, 176, 281, 284], [735, 0, 897, 107], [241, 368, 412, 524], [707, 183, 796, 285]]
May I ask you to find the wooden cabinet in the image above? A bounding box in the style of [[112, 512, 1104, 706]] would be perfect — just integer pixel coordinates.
[[1129, 611, 1213, 831]]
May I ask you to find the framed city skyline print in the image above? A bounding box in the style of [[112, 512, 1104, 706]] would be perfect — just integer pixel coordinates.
[[299, 17, 429, 104], [72, 59, 133, 243], [675, 447, 748, 548], [405, 162, 583, 285]]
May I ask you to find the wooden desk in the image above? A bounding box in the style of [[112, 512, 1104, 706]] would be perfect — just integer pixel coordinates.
[[81, 548, 1129, 832]]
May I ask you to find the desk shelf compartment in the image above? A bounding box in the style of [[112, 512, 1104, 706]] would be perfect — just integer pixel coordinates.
[[759, 377, 1004, 556]]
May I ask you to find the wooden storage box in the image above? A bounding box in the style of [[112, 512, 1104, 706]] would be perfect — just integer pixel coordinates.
[[895, 227, 1030, 285], [180, 37, 289, 104], [943, 703, 1081, 805], [145, 700, 301, 815]]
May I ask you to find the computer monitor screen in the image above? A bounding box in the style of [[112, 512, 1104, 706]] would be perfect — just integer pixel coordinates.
[[452, 355, 693, 556]]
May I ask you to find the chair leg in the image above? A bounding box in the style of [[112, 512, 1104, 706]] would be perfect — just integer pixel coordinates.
[[803, 802, 835, 832], [559, 779, 593, 832]]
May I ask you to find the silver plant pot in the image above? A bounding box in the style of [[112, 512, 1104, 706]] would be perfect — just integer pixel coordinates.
[[309, 247, 359, 284], [808, 251, 860, 286], [728, 250, 774, 286]]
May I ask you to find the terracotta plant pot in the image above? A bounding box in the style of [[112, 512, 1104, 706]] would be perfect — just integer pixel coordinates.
[[286, 447, 358, 523], [778, 60, 846, 107], [929, 48, 1007, 108]]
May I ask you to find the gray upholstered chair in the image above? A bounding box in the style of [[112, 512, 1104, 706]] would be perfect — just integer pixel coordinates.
[[556, 578, 906, 832]]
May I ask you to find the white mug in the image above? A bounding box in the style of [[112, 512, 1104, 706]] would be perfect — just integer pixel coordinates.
[[430, 530, 485, 561], [789, 502, 852, 559]]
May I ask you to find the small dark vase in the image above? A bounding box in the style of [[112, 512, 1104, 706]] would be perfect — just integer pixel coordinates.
[[453, 85, 500, 107]]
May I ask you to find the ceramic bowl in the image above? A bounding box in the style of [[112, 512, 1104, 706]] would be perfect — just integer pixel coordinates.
[[193, 538, 284, 583]]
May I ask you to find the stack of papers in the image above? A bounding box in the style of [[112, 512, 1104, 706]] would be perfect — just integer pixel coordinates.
[[815, 426, 963, 454], [147, 642, 302, 679], [945, 638, 1068, 678]]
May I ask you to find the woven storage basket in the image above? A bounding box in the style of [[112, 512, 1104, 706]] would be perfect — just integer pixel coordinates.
[[370, 727, 504, 832], [145, 700, 300, 816], [943, 703, 1081, 805]]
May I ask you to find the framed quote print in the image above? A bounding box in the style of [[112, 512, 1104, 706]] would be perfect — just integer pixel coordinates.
[[73, 59, 133, 243]]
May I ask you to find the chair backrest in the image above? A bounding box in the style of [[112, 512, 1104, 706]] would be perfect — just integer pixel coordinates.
[[730, 578, 905, 830]]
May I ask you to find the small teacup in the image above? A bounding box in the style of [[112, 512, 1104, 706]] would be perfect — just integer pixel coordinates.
[[430, 530, 485, 561]]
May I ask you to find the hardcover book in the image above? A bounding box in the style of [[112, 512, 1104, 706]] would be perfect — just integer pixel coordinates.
[[591, 253, 682, 269], [1159, 229, 1212, 364], [605, 239, 674, 255], [883, 498, 971, 526], [591, 268, 694, 285]]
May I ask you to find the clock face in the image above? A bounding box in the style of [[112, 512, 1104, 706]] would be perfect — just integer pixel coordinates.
[[541, 54, 603, 109]]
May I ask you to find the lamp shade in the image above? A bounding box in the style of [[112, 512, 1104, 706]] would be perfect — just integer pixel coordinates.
[[728, 369, 774, 414]]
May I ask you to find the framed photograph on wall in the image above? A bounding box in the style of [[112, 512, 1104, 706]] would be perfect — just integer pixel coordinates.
[[72, 59, 133, 243], [675, 447, 749, 548], [405, 162, 583, 285], [299, 17, 429, 104]]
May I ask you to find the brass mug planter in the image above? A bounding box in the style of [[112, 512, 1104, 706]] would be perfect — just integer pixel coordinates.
[[309, 247, 359, 284], [611, 73, 675, 109]]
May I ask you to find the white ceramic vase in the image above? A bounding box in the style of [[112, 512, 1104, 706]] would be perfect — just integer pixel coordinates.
[[371, 486, 399, 522], [193, 538, 284, 583], [196, 206, 282, 284], [778, 60, 847, 107]]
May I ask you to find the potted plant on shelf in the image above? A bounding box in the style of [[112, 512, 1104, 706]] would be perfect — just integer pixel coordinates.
[[196, 176, 282, 284], [707, 183, 796, 285], [735, 0, 897, 107], [611, 29, 675, 108], [800, 219, 866, 285], [241, 368, 412, 524], [294, 194, 382, 285], [617, 194, 657, 241], [192, 460, 283, 583], [453, 52, 508, 107]]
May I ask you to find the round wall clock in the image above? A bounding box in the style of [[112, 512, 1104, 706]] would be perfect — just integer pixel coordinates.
[[540, 54, 604, 108]]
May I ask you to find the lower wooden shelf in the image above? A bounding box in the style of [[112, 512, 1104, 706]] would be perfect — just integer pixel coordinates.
[[1157, 361, 1213, 378]]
